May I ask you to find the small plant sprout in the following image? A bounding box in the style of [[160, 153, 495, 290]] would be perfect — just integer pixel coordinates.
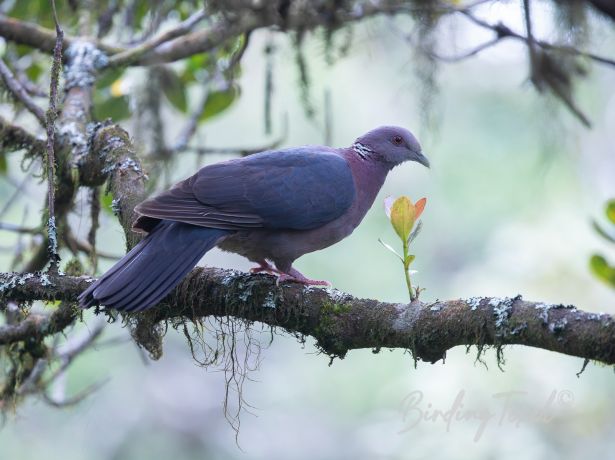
[[590, 199, 615, 289], [379, 196, 427, 302]]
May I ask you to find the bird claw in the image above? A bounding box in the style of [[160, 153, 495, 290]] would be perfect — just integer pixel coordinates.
[[275, 273, 331, 287], [250, 261, 281, 276], [250, 266, 275, 275], [251, 263, 331, 287]]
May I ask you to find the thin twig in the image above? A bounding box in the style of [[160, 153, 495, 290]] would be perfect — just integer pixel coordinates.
[[45, 319, 106, 384], [449, 7, 600, 126], [173, 82, 210, 152], [0, 222, 41, 234], [264, 35, 274, 135], [0, 174, 32, 219], [107, 9, 207, 67], [16, 70, 48, 98], [10, 206, 29, 271], [459, 9, 615, 68], [88, 187, 101, 272], [172, 33, 251, 152], [427, 37, 501, 62], [523, 0, 539, 85], [547, 78, 592, 127], [66, 233, 122, 261], [324, 88, 332, 145], [44, 0, 63, 272], [178, 132, 287, 158], [43, 378, 109, 407], [0, 58, 46, 125]]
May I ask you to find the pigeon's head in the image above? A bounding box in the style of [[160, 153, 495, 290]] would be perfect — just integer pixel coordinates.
[[353, 126, 429, 168]]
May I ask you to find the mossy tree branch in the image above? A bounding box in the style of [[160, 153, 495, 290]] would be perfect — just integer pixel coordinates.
[[1, 270, 613, 367], [0, 115, 46, 157]]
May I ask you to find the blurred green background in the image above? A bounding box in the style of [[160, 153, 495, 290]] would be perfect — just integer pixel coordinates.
[[1, 2, 615, 459]]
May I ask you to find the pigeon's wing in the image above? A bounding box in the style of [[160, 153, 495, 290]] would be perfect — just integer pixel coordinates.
[[134, 147, 356, 231]]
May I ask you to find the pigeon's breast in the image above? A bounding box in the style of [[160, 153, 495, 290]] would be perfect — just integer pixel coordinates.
[[217, 155, 389, 264]]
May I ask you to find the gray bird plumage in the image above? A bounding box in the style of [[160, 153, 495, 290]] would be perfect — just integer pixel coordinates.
[[79, 126, 428, 311]]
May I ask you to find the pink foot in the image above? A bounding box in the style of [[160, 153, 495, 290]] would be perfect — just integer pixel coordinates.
[[250, 260, 280, 275], [276, 268, 331, 287]]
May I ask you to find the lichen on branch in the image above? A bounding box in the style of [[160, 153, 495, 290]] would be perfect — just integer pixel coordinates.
[[1, 269, 614, 369]]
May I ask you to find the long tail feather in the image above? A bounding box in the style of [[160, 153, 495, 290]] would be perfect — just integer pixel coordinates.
[[79, 221, 230, 312]]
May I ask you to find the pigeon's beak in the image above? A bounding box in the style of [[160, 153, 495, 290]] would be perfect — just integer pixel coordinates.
[[415, 152, 430, 168]]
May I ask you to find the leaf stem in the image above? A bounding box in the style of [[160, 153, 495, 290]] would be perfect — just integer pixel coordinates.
[[403, 239, 414, 302]]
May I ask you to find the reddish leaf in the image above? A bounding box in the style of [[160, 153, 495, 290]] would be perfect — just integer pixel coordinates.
[[414, 197, 427, 220]]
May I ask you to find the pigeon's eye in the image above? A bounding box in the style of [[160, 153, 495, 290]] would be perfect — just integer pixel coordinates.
[[392, 136, 403, 145]]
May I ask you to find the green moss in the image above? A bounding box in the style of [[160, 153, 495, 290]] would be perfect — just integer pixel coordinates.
[[64, 257, 84, 276], [316, 301, 350, 331], [314, 301, 352, 358]]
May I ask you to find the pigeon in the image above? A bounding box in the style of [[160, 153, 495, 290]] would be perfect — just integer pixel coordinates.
[[79, 126, 429, 312]]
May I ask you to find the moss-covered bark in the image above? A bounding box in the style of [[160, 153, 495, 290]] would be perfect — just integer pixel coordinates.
[[1, 269, 614, 367]]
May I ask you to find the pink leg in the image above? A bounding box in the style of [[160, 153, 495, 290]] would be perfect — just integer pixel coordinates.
[[276, 267, 331, 287]]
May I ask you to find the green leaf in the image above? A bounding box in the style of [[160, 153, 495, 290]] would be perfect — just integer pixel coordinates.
[[25, 62, 43, 82], [8, 0, 57, 28], [0, 154, 7, 175], [160, 68, 188, 113], [389, 196, 416, 243], [606, 200, 615, 225], [182, 53, 211, 83], [94, 95, 130, 122], [200, 85, 239, 122], [590, 254, 615, 287], [100, 192, 114, 215], [378, 238, 403, 261], [97, 68, 124, 90], [220, 35, 247, 59]]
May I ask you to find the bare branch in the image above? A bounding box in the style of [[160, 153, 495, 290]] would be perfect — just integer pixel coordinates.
[[172, 84, 209, 152], [43, 378, 108, 407], [428, 37, 501, 62], [65, 232, 122, 261], [88, 187, 101, 271], [459, 9, 615, 69], [43, 0, 64, 272], [179, 137, 285, 157], [112, 16, 258, 67], [453, 7, 599, 127], [173, 32, 251, 152], [0, 14, 121, 55], [176, 115, 287, 157], [106, 8, 206, 67], [523, 0, 538, 78], [0, 173, 32, 219], [0, 58, 46, 125], [0, 222, 40, 234], [545, 72, 592, 128], [46, 319, 106, 382]]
